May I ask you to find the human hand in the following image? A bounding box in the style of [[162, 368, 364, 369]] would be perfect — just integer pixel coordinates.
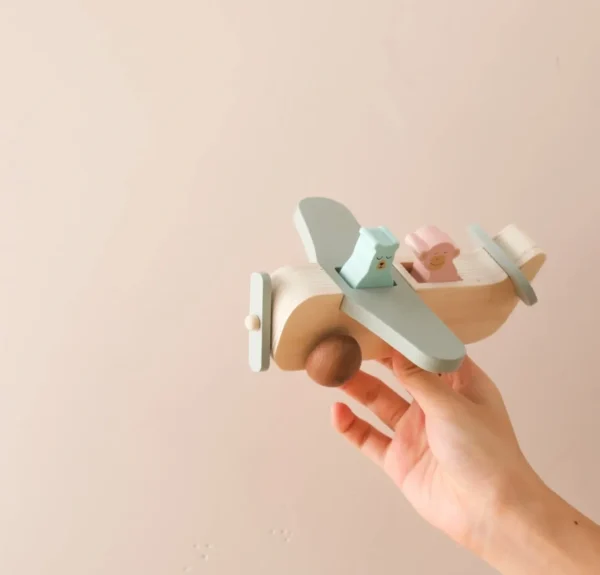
[[331, 351, 600, 573], [331, 351, 545, 559]]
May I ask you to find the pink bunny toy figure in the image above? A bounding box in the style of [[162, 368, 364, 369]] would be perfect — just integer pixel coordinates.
[[405, 225, 461, 283]]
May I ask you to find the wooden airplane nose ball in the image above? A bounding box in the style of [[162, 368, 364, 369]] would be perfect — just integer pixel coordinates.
[[305, 334, 362, 387], [245, 314, 261, 331]]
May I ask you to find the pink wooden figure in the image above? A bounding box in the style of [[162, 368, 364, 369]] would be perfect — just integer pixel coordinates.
[[405, 226, 461, 283]]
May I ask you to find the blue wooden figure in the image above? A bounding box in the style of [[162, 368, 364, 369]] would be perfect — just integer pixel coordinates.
[[339, 226, 399, 289]]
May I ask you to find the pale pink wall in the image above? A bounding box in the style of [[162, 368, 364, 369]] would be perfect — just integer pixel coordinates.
[[0, 1, 599, 574]]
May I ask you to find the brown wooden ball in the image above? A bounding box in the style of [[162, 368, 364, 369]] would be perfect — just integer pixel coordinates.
[[305, 334, 362, 387]]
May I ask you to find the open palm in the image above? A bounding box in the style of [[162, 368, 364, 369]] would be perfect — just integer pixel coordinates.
[[331, 352, 538, 555]]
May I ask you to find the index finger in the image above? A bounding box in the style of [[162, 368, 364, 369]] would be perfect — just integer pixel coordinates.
[[384, 351, 466, 414]]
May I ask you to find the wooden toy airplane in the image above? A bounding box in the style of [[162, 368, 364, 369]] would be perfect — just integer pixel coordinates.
[[245, 197, 546, 387]]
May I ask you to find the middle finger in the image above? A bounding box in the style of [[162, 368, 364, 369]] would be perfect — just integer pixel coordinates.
[[340, 370, 410, 431]]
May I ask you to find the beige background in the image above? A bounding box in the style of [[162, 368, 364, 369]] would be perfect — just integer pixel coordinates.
[[1, 1, 599, 574]]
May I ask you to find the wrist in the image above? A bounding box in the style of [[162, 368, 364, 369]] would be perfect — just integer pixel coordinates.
[[481, 468, 600, 574]]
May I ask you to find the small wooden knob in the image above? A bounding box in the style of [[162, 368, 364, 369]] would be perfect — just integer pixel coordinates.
[[245, 314, 261, 331], [305, 334, 362, 387]]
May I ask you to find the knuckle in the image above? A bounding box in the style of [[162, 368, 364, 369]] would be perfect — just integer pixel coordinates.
[[363, 383, 380, 406], [356, 424, 371, 449], [388, 405, 406, 429]]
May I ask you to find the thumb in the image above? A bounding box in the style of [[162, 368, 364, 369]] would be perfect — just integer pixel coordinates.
[[391, 351, 464, 413]]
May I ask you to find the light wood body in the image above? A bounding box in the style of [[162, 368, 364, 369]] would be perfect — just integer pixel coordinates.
[[270, 224, 546, 371]]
